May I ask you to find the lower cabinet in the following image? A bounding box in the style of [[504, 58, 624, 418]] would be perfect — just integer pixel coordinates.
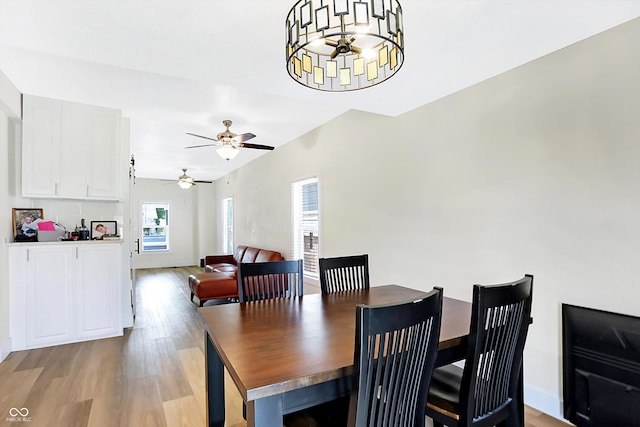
[[9, 243, 123, 350], [75, 245, 121, 340], [24, 246, 75, 348]]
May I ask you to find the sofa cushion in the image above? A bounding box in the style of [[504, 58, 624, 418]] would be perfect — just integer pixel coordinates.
[[241, 247, 260, 263], [189, 272, 237, 300], [205, 263, 237, 273], [233, 245, 248, 264], [255, 249, 284, 263]]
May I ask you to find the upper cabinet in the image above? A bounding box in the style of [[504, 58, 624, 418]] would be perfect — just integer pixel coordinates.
[[22, 95, 123, 200]]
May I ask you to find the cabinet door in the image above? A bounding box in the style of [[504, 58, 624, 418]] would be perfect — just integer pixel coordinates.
[[25, 247, 74, 348], [75, 245, 121, 339], [22, 95, 62, 197], [58, 102, 88, 197], [86, 106, 122, 199]]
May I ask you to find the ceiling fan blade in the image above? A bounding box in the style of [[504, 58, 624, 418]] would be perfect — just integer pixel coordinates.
[[194, 180, 214, 184], [184, 143, 219, 149], [239, 142, 275, 151], [235, 132, 256, 142], [186, 132, 220, 142]]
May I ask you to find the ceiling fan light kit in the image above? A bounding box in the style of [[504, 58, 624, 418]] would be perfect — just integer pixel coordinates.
[[285, 0, 404, 92], [185, 119, 274, 160], [178, 180, 194, 189], [217, 145, 240, 160]]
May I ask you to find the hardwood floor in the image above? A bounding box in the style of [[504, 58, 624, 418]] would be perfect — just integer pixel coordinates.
[[0, 267, 571, 427]]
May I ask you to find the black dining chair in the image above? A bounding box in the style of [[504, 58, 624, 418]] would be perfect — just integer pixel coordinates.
[[425, 274, 534, 427], [319, 254, 370, 294], [237, 259, 304, 303], [285, 287, 444, 427]]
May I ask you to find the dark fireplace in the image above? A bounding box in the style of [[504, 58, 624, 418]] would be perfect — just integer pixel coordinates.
[[562, 304, 640, 426]]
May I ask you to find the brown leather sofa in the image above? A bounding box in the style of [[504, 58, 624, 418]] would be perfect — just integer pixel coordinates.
[[188, 245, 285, 306]]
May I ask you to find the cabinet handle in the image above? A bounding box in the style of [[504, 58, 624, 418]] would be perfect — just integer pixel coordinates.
[[86, 184, 89, 196], [55, 182, 58, 195], [27, 249, 29, 262], [76, 247, 79, 259]]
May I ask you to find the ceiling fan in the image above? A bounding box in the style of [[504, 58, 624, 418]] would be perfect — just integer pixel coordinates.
[[162, 168, 213, 189], [185, 119, 275, 160]]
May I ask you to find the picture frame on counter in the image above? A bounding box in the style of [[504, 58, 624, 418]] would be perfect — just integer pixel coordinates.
[[90, 220, 118, 240], [12, 208, 44, 242]]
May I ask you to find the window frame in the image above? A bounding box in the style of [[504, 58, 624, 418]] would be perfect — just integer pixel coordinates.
[[291, 177, 320, 280], [140, 201, 170, 253], [222, 197, 234, 254]]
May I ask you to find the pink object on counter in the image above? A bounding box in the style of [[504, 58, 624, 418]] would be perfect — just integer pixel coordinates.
[[37, 221, 56, 231]]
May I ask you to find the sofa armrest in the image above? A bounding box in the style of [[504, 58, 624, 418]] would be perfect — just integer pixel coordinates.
[[205, 254, 235, 266]]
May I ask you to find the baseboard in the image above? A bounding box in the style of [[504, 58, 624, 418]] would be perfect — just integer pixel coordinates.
[[525, 384, 568, 423], [0, 336, 12, 363]]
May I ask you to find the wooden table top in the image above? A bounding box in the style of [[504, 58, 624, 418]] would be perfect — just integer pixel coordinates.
[[200, 285, 471, 402]]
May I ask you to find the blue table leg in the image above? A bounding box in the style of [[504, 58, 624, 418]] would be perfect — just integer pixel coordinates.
[[205, 331, 225, 427], [245, 394, 283, 427]]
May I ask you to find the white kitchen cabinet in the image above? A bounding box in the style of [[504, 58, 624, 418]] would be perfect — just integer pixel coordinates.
[[75, 244, 121, 339], [22, 95, 122, 200], [24, 246, 75, 348], [85, 106, 122, 199], [22, 95, 62, 197], [9, 242, 123, 351], [58, 102, 88, 197]]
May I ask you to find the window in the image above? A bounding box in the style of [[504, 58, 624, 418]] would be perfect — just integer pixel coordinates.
[[141, 202, 169, 252], [292, 177, 319, 278], [222, 197, 233, 254]]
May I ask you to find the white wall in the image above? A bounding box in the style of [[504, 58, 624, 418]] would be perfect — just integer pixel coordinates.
[[0, 109, 11, 362], [0, 70, 21, 362], [196, 183, 219, 260], [213, 18, 640, 419], [132, 178, 217, 269]]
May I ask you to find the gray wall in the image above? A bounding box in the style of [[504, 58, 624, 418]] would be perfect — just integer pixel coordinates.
[[213, 17, 640, 418]]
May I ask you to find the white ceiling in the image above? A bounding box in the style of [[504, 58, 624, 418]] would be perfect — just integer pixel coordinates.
[[1, 1, 639, 182]]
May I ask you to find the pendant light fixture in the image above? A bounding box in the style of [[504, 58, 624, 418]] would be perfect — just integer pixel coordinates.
[[285, 0, 404, 92]]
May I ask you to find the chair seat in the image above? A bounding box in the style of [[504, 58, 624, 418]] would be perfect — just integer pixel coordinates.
[[427, 364, 463, 417]]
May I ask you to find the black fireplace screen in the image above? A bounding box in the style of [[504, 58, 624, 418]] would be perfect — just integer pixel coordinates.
[[562, 304, 640, 427]]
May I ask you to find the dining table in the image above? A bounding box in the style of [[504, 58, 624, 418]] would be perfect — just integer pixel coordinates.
[[199, 285, 473, 427]]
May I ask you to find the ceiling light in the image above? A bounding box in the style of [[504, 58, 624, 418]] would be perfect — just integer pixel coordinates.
[[286, 0, 404, 92], [178, 169, 195, 189], [217, 145, 239, 160], [178, 180, 194, 189]]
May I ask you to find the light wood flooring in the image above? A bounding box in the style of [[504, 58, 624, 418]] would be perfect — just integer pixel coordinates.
[[0, 266, 571, 427]]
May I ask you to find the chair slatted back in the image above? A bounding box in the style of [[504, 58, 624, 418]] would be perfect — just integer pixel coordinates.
[[319, 254, 370, 294], [461, 274, 533, 424], [237, 260, 304, 303], [350, 287, 443, 427]]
